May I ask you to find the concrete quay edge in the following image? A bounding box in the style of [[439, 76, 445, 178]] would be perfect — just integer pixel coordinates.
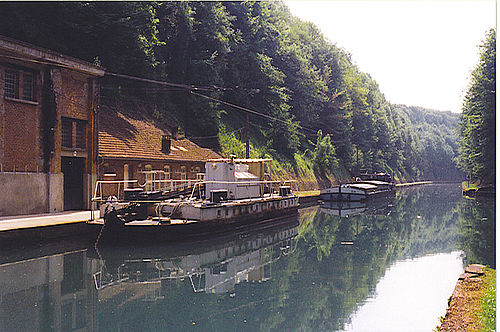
[[0, 210, 100, 232]]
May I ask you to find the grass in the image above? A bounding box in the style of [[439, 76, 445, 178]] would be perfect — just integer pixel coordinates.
[[479, 268, 496, 331]]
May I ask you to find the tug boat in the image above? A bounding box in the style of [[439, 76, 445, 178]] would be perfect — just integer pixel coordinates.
[[93, 159, 299, 243]]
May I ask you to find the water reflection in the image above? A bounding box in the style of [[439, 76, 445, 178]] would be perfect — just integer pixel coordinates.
[[91, 221, 298, 295], [320, 192, 395, 218], [458, 196, 496, 267], [0, 184, 495, 331]]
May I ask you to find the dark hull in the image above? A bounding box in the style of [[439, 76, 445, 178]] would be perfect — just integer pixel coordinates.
[[319, 192, 366, 201], [96, 206, 299, 245]]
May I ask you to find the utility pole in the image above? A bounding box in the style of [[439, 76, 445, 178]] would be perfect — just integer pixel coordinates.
[[243, 88, 259, 159], [246, 111, 250, 159]]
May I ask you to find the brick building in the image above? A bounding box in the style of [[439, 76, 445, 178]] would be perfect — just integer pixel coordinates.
[[0, 35, 104, 215], [97, 105, 221, 198]]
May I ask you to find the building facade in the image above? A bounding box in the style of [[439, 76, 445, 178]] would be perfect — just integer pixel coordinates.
[[0, 35, 104, 215]]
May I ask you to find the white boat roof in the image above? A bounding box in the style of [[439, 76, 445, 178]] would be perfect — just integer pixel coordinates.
[[358, 180, 390, 185], [207, 158, 272, 163], [348, 183, 377, 189], [235, 171, 260, 180]]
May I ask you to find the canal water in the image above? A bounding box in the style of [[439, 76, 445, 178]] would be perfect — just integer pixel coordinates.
[[0, 184, 494, 331]]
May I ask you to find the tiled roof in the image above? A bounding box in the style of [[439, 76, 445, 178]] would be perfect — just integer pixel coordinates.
[[98, 107, 221, 162]]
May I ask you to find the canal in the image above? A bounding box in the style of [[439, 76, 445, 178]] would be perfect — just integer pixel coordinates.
[[0, 184, 494, 331]]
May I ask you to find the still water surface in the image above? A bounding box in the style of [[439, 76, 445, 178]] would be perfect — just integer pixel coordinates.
[[0, 184, 494, 331]]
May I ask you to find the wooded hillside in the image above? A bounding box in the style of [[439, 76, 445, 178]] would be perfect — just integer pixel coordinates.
[[0, 1, 462, 183]]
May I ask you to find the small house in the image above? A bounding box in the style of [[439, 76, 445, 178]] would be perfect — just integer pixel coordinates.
[[97, 106, 221, 199]]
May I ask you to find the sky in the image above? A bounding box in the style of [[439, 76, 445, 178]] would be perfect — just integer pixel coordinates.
[[285, 0, 496, 113]]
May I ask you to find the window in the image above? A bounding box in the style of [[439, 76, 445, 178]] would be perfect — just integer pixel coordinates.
[[5, 70, 19, 99], [164, 165, 171, 180], [124, 164, 129, 189], [4, 69, 35, 101], [75, 121, 86, 148], [62, 118, 73, 148], [62, 117, 87, 149], [22, 72, 34, 101], [145, 165, 152, 191]]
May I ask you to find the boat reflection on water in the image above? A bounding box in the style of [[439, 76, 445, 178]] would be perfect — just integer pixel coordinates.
[[91, 217, 299, 296], [320, 192, 395, 218], [0, 216, 298, 331]]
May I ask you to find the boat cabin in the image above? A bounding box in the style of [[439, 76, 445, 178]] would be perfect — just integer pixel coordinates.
[[205, 158, 271, 201]]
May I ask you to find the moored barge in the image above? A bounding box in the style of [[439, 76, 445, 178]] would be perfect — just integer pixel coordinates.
[[92, 158, 299, 243], [319, 172, 394, 202]]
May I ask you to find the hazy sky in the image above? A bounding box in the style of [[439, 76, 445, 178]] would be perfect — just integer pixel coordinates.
[[285, 0, 496, 113]]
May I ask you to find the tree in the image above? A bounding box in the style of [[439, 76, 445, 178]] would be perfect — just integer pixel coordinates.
[[311, 130, 339, 175], [456, 29, 496, 185]]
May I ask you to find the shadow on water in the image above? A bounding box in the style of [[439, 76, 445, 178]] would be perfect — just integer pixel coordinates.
[[0, 184, 494, 331]]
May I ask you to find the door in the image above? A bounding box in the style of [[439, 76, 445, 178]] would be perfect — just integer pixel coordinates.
[[62, 157, 84, 210]]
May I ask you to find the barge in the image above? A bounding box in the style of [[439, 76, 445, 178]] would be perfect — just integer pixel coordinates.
[[319, 172, 394, 202], [93, 159, 299, 244]]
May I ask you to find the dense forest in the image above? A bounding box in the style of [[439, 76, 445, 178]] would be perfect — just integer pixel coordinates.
[[0, 2, 465, 184], [456, 29, 496, 185]]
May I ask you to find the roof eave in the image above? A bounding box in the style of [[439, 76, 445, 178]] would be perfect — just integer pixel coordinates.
[[0, 35, 105, 76]]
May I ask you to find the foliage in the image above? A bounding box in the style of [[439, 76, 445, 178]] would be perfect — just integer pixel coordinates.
[[479, 268, 496, 331], [456, 29, 496, 185], [0, 1, 465, 183], [310, 130, 339, 175]]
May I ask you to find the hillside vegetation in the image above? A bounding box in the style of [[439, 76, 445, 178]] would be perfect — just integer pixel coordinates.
[[0, 1, 462, 186], [456, 29, 496, 185]]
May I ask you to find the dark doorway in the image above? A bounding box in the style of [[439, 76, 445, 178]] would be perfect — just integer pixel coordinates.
[[62, 157, 85, 210]]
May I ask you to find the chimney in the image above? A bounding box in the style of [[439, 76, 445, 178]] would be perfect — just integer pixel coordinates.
[[161, 135, 171, 154]]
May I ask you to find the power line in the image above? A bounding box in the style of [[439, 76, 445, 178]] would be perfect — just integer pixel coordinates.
[[101, 70, 317, 136], [104, 71, 232, 93], [187, 127, 244, 140], [190, 90, 318, 135]]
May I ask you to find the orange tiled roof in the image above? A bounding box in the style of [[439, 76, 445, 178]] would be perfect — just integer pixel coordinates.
[[98, 107, 221, 162]]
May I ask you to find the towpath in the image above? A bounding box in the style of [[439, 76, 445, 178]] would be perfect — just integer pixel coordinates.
[[439, 264, 488, 331], [0, 210, 99, 232]]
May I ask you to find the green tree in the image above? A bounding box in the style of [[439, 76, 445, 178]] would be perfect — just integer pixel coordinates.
[[456, 29, 496, 185], [311, 130, 339, 175]]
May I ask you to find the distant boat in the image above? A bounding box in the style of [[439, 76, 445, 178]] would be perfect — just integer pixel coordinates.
[[320, 172, 394, 202], [320, 183, 376, 201]]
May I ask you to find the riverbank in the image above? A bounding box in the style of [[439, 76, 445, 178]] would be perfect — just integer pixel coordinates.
[[395, 181, 433, 187], [438, 265, 496, 331]]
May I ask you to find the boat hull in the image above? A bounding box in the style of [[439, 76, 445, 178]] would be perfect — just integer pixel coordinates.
[[96, 198, 299, 245], [320, 186, 368, 201], [320, 181, 394, 202]]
